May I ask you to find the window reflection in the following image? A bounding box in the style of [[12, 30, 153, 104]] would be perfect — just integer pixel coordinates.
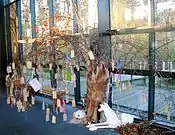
[[155, 0, 175, 26], [111, 34, 149, 70], [110, 0, 149, 29]]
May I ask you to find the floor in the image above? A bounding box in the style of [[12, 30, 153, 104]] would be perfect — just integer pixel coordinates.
[[0, 87, 117, 135]]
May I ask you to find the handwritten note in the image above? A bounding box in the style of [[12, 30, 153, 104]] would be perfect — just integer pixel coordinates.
[[29, 78, 42, 92]]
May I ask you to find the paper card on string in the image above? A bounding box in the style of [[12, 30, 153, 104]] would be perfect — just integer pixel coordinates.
[[63, 67, 72, 82], [167, 112, 171, 120], [26, 61, 32, 69], [46, 114, 50, 122], [88, 50, 95, 60], [164, 104, 169, 113], [12, 62, 15, 70], [111, 61, 115, 71], [71, 50, 75, 58], [29, 78, 42, 92], [7, 66, 12, 73], [52, 115, 56, 124]]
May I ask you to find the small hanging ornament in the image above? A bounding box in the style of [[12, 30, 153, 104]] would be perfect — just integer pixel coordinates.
[[128, 81, 132, 89], [167, 112, 171, 120], [20, 76, 25, 84], [122, 83, 126, 91], [52, 115, 56, 124], [70, 50, 75, 58], [26, 61, 32, 69], [7, 66, 12, 73], [23, 88, 28, 102], [56, 107, 58, 115], [63, 113, 67, 121], [164, 104, 169, 113], [46, 108, 50, 115], [23, 66, 27, 74], [7, 97, 10, 104], [49, 63, 53, 70], [76, 64, 79, 71], [72, 98, 76, 107], [88, 50, 95, 60], [65, 88, 69, 103], [12, 62, 15, 70], [116, 80, 119, 87], [42, 101, 45, 110], [31, 96, 35, 105], [111, 60, 115, 71], [17, 100, 22, 112], [57, 99, 61, 107], [52, 91, 57, 99], [22, 105, 25, 112], [46, 114, 50, 122]]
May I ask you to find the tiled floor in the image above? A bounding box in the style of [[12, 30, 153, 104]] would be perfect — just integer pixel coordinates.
[[0, 87, 118, 135]]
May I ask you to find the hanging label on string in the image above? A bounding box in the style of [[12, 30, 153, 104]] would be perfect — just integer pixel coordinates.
[[57, 99, 61, 107], [12, 62, 15, 70], [111, 61, 115, 71], [7, 66, 12, 73], [42, 101, 45, 110], [88, 50, 95, 60], [72, 99, 76, 107], [49, 63, 53, 70], [164, 104, 169, 113], [31, 96, 35, 105], [52, 115, 56, 124], [46, 108, 50, 115], [71, 50, 75, 58], [46, 114, 50, 122], [26, 61, 32, 69], [63, 113, 67, 121], [52, 91, 57, 99]]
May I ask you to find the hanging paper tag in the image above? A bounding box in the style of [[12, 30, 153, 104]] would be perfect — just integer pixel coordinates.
[[7, 66, 12, 73], [55, 73, 59, 79], [76, 64, 79, 71], [88, 50, 95, 60], [23, 88, 28, 102], [63, 113, 67, 121], [14, 46, 17, 53], [7, 97, 10, 104], [111, 61, 115, 71], [57, 99, 61, 107], [12, 62, 15, 70], [56, 107, 58, 115], [164, 104, 168, 113], [22, 105, 25, 112], [31, 96, 35, 105], [23, 66, 27, 74], [122, 83, 126, 91], [26, 61, 32, 69], [52, 91, 57, 99], [167, 112, 171, 120], [46, 108, 50, 115], [72, 99, 76, 107], [46, 114, 50, 122], [52, 115, 56, 124], [71, 50, 75, 58], [128, 81, 132, 89], [49, 63, 53, 70], [20, 76, 25, 84], [29, 78, 42, 92], [42, 101, 45, 110]]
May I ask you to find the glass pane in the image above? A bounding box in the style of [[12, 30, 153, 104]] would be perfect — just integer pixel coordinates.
[[155, 77, 175, 123], [155, 31, 175, 71], [112, 34, 149, 70], [110, 0, 149, 29], [155, 0, 175, 26], [112, 73, 148, 115], [77, 0, 98, 33]]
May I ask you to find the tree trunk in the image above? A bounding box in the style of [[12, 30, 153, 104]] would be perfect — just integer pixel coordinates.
[[84, 61, 109, 124]]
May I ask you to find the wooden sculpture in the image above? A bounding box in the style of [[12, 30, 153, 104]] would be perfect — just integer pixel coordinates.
[[84, 61, 109, 124]]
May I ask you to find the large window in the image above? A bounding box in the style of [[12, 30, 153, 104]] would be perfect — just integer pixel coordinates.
[[110, 0, 149, 29]]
